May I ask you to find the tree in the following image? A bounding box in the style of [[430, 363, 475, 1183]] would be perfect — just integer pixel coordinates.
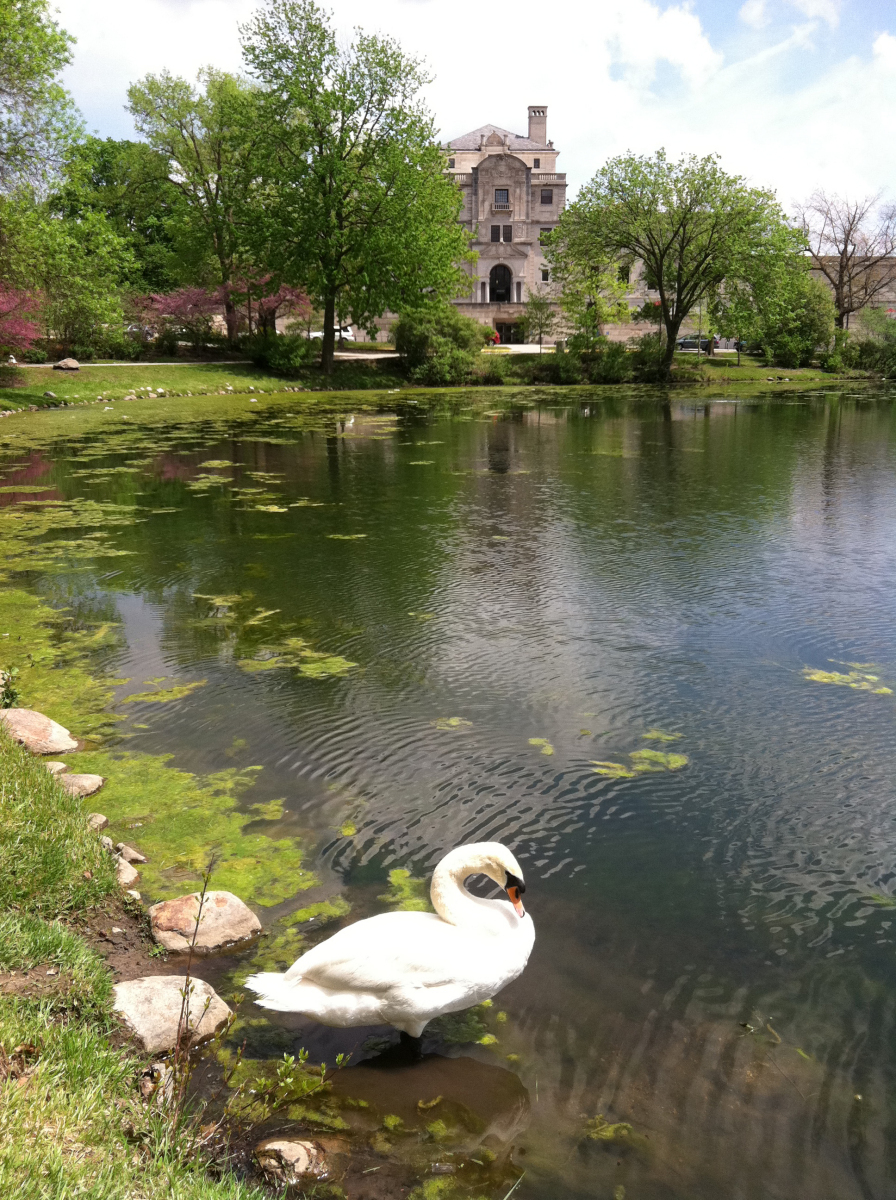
[[147, 286, 220, 351], [50, 136, 189, 292], [0, 284, 37, 354], [393, 303, 488, 384], [126, 69, 263, 342], [240, 0, 470, 374], [795, 190, 896, 329], [559, 150, 788, 376], [544, 215, 628, 352], [0, 0, 81, 193], [521, 288, 558, 352]]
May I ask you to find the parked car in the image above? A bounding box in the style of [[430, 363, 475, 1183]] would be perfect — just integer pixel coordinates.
[[676, 336, 718, 352], [309, 326, 355, 342]]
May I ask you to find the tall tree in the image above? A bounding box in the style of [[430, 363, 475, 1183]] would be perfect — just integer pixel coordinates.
[[795, 190, 896, 329], [0, 0, 81, 193], [126, 69, 262, 341], [240, 0, 470, 374], [558, 150, 788, 376]]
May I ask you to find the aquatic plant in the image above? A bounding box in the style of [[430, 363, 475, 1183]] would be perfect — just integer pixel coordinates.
[[123, 677, 207, 704], [583, 1113, 636, 1144], [592, 746, 688, 778], [379, 867, 432, 912], [432, 716, 472, 731], [803, 665, 892, 694], [237, 636, 357, 679], [642, 728, 682, 742], [528, 737, 554, 756]]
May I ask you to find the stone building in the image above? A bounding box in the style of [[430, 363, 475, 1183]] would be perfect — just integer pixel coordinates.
[[443, 106, 567, 343]]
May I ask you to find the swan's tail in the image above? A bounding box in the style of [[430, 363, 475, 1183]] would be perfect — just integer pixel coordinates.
[[244, 970, 305, 1011]]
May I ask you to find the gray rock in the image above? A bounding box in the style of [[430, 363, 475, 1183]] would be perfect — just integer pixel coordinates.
[[149, 890, 261, 954], [43, 391, 57, 399], [45, 761, 67, 775], [53, 358, 79, 370], [116, 842, 147, 864], [254, 1139, 328, 1185], [86, 812, 109, 831], [0, 708, 78, 755], [116, 856, 140, 887], [126, 889, 141, 900], [100, 835, 114, 853], [59, 772, 104, 798], [112, 976, 232, 1054]]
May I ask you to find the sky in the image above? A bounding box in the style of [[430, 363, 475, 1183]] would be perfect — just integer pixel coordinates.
[[55, 0, 896, 209]]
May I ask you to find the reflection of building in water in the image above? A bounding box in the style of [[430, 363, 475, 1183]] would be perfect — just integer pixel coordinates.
[[443, 107, 567, 346]]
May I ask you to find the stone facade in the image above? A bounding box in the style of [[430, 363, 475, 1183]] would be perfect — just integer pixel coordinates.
[[443, 107, 566, 342]]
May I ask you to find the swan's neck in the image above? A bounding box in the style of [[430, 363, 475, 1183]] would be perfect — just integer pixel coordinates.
[[430, 855, 498, 927]]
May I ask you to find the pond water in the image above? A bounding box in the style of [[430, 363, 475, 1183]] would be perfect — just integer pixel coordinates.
[[4, 386, 896, 1199]]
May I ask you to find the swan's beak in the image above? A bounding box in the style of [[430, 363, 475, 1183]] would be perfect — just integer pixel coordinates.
[[506, 885, 526, 917]]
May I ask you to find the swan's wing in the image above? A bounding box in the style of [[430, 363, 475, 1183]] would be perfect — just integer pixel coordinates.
[[287, 911, 483, 993]]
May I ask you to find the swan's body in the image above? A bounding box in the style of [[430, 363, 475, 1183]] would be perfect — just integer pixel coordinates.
[[244, 842, 534, 1037]]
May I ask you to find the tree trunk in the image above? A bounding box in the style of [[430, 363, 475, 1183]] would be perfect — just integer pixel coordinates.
[[223, 297, 239, 347], [662, 317, 682, 380], [321, 294, 336, 376]]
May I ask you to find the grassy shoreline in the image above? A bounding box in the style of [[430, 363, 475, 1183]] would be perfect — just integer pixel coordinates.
[[0, 357, 874, 414]]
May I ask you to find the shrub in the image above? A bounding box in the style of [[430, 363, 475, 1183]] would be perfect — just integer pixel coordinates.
[[394, 304, 490, 385], [583, 339, 632, 383], [243, 332, 317, 375], [629, 331, 667, 381], [761, 276, 835, 368]]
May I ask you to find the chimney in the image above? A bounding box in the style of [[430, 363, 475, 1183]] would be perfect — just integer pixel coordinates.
[[528, 105, 547, 144]]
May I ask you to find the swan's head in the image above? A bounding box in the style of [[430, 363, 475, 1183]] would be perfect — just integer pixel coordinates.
[[438, 841, 528, 917]]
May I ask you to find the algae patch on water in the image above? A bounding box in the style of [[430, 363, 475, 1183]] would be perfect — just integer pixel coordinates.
[[237, 636, 357, 680], [122, 677, 207, 704], [528, 737, 554, 756], [592, 744, 689, 778], [803, 664, 892, 694], [432, 717, 472, 731], [379, 868, 433, 913], [71, 751, 314, 906]]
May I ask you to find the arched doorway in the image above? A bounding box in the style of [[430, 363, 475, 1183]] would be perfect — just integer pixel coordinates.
[[489, 264, 512, 303]]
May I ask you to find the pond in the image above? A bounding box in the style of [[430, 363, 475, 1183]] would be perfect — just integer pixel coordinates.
[[3, 386, 896, 1199]]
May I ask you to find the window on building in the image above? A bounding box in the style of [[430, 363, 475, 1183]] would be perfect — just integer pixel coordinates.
[[447, 157, 455, 168], [503, 225, 513, 243], [619, 263, 631, 284], [541, 268, 550, 282], [540, 189, 553, 205], [516, 282, 522, 303], [495, 188, 509, 205], [533, 158, 540, 169], [491, 225, 501, 243], [480, 281, 487, 303]]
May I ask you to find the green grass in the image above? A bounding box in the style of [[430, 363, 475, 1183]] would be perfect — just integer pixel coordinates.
[[0, 358, 407, 411], [0, 727, 118, 915], [673, 353, 866, 385]]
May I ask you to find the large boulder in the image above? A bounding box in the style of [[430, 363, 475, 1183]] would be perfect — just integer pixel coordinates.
[[59, 772, 104, 798], [0, 709, 78, 755], [254, 1139, 328, 1185], [53, 358, 79, 370], [112, 976, 232, 1054], [149, 890, 261, 954]]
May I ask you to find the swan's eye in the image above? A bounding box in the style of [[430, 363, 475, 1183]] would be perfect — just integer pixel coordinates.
[[505, 870, 526, 895]]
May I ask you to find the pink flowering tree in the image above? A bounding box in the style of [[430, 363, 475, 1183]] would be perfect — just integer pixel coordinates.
[[149, 287, 221, 350], [0, 286, 39, 357]]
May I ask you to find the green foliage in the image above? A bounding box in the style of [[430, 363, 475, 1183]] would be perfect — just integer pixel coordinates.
[[0, 0, 81, 192], [0, 726, 118, 915], [394, 304, 489, 385], [760, 275, 836, 368], [0, 666, 19, 707], [544, 210, 629, 351], [242, 332, 316, 375], [241, 0, 471, 371], [520, 288, 559, 349], [563, 150, 791, 373]]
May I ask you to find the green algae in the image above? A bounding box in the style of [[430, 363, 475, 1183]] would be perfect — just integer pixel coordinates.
[[69, 750, 314, 906], [122, 678, 207, 704], [237, 636, 357, 679], [583, 1114, 637, 1144], [0, 485, 56, 493], [200, 460, 232, 468], [803, 666, 893, 694], [432, 717, 472, 731], [429, 1001, 496, 1046], [379, 868, 433, 912], [237, 895, 352, 976], [327, 533, 367, 540], [642, 728, 682, 742], [528, 737, 554, 756], [592, 746, 689, 778]]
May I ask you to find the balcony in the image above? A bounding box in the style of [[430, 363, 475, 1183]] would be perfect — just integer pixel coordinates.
[[451, 173, 472, 184], [492, 202, 512, 211], [531, 172, 566, 182]]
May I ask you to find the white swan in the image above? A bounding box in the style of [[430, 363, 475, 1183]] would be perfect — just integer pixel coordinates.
[[245, 842, 534, 1038]]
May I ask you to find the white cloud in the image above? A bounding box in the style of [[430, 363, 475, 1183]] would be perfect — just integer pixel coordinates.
[[739, 0, 769, 29], [54, 0, 896, 206]]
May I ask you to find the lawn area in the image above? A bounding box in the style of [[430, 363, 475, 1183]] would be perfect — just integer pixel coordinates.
[[0, 358, 407, 412], [672, 353, 864, 385]]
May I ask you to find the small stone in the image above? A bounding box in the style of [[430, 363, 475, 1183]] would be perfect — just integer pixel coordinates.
[[116, 857, 139, 887], [100, 835, 114, 853], [126, 889, 141, 900], [0, 708, 78, 755], [115, 842, 147, 864], [43, 391, 57, 399], [111, 926, 123, 933], [87, 813, 109, 831], [254, 1139, 328, 1185], [112, 976, 232, 1054], [53, 358, 80, 371], [59, 772, 104, 798], [44, 761, 67, 775], [149, 890, 261, 954]]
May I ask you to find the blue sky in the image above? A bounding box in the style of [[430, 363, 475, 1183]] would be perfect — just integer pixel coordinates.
[[56, 0, 896, 209]]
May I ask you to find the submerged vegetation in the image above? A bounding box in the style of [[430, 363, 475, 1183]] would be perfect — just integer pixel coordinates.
[[803, 664, 893, 694]]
